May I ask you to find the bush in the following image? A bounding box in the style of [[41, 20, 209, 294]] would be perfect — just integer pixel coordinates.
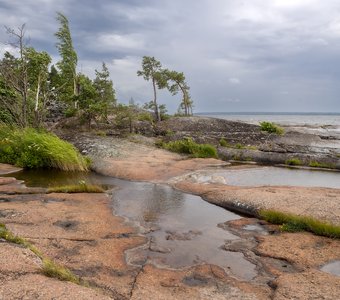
[[137, 112, 154, 123], [0, 126, 88, 171], [163, 138, 218, 158], [64, 107, 77, 118], [259, 210, 340, 238], [260, 121, 284, 134], [219, 138, 228, 147], [285, 158, 302, 166]]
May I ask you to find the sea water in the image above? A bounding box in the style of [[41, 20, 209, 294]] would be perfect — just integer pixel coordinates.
[[196, 112, 340, 141]]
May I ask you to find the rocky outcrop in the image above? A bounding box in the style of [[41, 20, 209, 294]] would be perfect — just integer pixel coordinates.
[[155, 116, 340, 169], [155, 116, 268, 146]]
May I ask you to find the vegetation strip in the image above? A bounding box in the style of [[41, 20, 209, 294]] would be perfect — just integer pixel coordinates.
[[259, 210, 340, 238], [0, 223, 85, 285], [160, 138, 218, 158], [47, 183, 104, 193]]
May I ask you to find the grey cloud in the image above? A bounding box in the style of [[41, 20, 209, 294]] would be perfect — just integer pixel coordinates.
[[0, 0, 340, 112]]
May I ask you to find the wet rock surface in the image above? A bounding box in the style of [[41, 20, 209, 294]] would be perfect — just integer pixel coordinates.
[[1, 119, 340, 300]]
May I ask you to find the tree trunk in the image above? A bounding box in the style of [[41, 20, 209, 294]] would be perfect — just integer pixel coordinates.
[[152, 78, 161, 121], [34, 74, 41, 127], [19, 33, 28, 127]]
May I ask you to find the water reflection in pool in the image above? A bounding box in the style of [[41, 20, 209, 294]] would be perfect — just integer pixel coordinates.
[[5, 169, 258, 280], [192, 166, 340, 189]]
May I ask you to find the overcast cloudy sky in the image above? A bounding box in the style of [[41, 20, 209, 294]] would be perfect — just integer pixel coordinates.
[[1, 0, 340, 113]]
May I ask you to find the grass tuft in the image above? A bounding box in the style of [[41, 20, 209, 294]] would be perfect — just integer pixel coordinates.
[[0, 223, 84, 284], [47, 182, 104, 193], [259, 210, 340, 238], [42, 258, 80, 284], [162, 138, 218, 158], [0, 126, 88, 171]]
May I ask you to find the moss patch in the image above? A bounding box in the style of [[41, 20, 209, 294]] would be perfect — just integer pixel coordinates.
[[285, 158, 302, 166], [309, 161, 336, 169]]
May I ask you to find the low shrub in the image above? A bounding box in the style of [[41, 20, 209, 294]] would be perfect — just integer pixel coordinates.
[[162, 138, 218, 158], [259, 210, 340, 238], [260, 121, 284, 134], [64, 107, 77, 118], [285, 158, 302, 166], [0, 126, 88, 171], [219, 138, 228, 147], [137, 112, 154, 123]]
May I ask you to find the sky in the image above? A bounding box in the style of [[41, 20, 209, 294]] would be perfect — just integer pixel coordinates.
[[0, 0, 340, 113]]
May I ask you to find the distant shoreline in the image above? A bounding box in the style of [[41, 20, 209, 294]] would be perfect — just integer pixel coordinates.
[[195, 112, 340, 116]]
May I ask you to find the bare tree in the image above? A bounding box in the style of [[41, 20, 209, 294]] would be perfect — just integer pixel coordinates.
[[1, 24, 29, 126]]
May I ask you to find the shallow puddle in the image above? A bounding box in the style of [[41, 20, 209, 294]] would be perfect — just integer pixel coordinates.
[[192, 166, 340, 189], [113, 180, 257, 280], [6, 169, 258, 280], [320, 261, 340, 276]]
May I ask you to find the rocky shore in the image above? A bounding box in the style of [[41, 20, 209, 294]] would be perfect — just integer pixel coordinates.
[[0, 116, 339, 299]]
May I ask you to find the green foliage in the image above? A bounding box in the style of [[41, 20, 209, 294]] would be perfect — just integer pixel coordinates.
[[0, 126, 88, 171], [137, 56, 168, 122], [235, 143, 244, 149], [309, 161, 336, 169], [47, 182, 104, 193], [285, 158, 302, 166], [113, 104, 137, 132], [64, 107, 77, 118], [162, 138, 218, 158], [137, 112, 154, 123], [163, 69, 193, 116], [259, 210, 340, 238], [93, 62, 116, 119], [260, 121, 284, 134], [55, 12, 78, 100]]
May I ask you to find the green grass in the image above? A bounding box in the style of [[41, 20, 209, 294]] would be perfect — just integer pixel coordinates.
[[260, 121, 284, 135], [309, 161, 336, 169], [285, 158, 302, 166], [0, 223, 83, 284], [42, 258, 81, 284], [47, 183, 104, 193], [162, 138, 218, 158], [259, 210, 340, 238], [0, 126, 88, 171]]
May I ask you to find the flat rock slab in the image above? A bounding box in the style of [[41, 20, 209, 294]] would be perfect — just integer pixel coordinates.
[[174, 181, 340, 225], [0, 274, 112, 300]]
